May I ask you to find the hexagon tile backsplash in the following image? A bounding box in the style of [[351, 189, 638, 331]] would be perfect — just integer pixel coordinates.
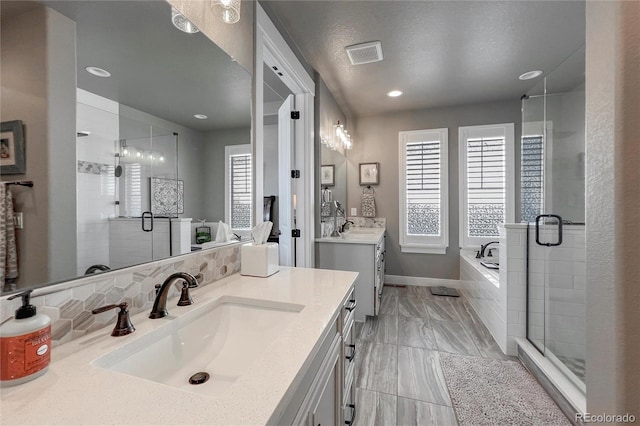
[[0, 244, 240, 347]]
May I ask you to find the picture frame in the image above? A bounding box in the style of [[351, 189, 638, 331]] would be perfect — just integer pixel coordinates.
[[1, 120, 26, 175], [359, 162, 379, 186], [150, 177, 184, 216], [321, 164, 335, 186]]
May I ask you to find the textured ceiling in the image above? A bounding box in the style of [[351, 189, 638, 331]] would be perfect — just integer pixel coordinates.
[[44, 1, 251, 131], [262, 0, 585, 117]]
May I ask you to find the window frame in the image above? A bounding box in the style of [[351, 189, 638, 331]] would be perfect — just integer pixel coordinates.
[[458, 123, 515, 250], [398, 128, 449, 254], [224, 144, 252, 230]]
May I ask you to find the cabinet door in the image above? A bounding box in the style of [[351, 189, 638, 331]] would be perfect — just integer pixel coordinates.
[[310, 354, 338, 426]]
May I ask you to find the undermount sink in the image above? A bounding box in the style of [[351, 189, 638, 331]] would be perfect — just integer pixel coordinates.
[[349, 228, 377, 234], [339, 228, 380, 239], [93, 296, 304, 398]]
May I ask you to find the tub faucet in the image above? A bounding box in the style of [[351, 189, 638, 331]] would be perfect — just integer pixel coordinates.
[[476, 241, 499, 258], [149, 272, 198, 319]]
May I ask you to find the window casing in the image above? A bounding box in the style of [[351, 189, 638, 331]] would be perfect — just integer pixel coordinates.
[[458, 123, 515, 249], [398, 128, 449, 254], [224, 144, 252, 230]]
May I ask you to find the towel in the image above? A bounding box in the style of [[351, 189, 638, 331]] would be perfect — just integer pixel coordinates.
[[215, 220, 237, 242], [0, 183, 18, 286], [361, 186, 376, 218]]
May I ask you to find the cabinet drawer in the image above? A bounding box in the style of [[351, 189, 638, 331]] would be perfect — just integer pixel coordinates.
[[343, 385, 356, 426], [342, 288, 356, 327], [342, 318, 356, 399]]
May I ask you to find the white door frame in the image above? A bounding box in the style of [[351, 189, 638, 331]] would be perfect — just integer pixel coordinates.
[[255, 4, 315, 267]]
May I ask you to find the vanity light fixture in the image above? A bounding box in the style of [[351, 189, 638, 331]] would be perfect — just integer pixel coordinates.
[[387, 90, 403, 97], [171, 7, 200, 33], [212, 0, 241, 24], [519, 70, 543, 80], [333, 120, 353, 150], [194, 114, 208, 120], [85, 66, 111, 78]]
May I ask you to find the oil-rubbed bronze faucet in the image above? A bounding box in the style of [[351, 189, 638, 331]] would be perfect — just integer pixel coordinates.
[[149, 272, 198, 319], [92, 302, 135, 336]]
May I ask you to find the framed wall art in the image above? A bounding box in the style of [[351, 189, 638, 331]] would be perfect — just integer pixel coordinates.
[[150, 177, 184, 216], [1, 120, 26, 175], [321, 164, 335, 186], [359, 162, 379, 186]]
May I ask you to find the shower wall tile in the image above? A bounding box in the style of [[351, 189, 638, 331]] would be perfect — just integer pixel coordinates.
[[0, 244, 241, 347]]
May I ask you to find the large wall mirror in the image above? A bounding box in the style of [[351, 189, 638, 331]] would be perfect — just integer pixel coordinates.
[[0, 0, 252, 294]]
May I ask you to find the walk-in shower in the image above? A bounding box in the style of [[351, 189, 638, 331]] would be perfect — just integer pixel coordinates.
[[521, 46, 586, 395]]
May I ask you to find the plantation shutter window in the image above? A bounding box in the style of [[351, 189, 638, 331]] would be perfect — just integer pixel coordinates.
[[459, 124, 515, 248], [225, 145, 252, 230], [399, 128, 449, 254]]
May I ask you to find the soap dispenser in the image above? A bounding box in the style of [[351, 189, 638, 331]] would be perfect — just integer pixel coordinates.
[[0, 290, 51, 386]]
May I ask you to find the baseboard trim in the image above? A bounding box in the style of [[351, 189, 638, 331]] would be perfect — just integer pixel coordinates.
[[384, 275, 462, 289]]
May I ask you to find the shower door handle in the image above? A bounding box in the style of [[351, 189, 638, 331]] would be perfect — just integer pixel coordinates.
[[535, 214, 563, 247], [142, 211, 154, 232]]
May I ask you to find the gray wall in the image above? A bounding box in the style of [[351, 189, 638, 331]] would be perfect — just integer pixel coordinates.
[[1, 4, 76, 288], [585, 0, 640, 416], [203, 127, 252, 222], [347, 100, 521, 279], [46, 8, 77, 282]]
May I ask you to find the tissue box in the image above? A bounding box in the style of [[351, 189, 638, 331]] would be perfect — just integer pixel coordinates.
[[241, 243, 279, 277]]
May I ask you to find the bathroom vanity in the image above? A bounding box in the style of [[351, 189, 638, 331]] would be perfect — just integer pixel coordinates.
[[0, 268, 357, 425], [316, 228, 386, 322]]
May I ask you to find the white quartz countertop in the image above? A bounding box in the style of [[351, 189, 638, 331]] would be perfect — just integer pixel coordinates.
[[315, 227, 385, 245], [0, 267, 357, 425]]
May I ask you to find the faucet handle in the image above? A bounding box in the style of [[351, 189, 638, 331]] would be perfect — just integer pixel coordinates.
[[177, 280, 196, 306], [92, 302, 135, 337]]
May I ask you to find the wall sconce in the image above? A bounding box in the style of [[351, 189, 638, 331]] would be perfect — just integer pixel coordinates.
[[212, 0, 241, 24]]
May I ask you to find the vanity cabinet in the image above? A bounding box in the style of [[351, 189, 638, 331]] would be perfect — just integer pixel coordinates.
[[316, 231, 385, 322], [277, 286, 357, 426]]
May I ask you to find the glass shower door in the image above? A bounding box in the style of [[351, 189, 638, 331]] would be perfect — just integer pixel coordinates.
[[112, 116, 178, 268], [523, 47, 586, 390]]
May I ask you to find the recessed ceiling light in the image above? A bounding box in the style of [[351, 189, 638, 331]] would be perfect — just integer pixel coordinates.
[[387, 90, 403, 97], [194, 114, 208, 120], [519, 70, 543, 80], [85, 66, 111, 78]]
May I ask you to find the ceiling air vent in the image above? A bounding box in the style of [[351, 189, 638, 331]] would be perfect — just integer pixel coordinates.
[[345, 41, 383, 65]]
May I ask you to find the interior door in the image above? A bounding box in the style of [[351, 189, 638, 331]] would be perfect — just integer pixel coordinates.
[[278, 95, 295, 266]]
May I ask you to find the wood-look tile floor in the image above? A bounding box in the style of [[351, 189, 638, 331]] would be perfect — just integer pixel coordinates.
[[354, 285, 514, 426]]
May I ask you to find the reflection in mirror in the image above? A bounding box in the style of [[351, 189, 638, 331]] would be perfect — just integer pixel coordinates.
[[0, 0, 252, 294], [319, 145, 347, 237], [262, 64, 294, 247]]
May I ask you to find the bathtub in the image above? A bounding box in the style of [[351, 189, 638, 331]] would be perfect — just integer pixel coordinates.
[[459, 250, 509, 354], [459, 225, 530, 356]]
